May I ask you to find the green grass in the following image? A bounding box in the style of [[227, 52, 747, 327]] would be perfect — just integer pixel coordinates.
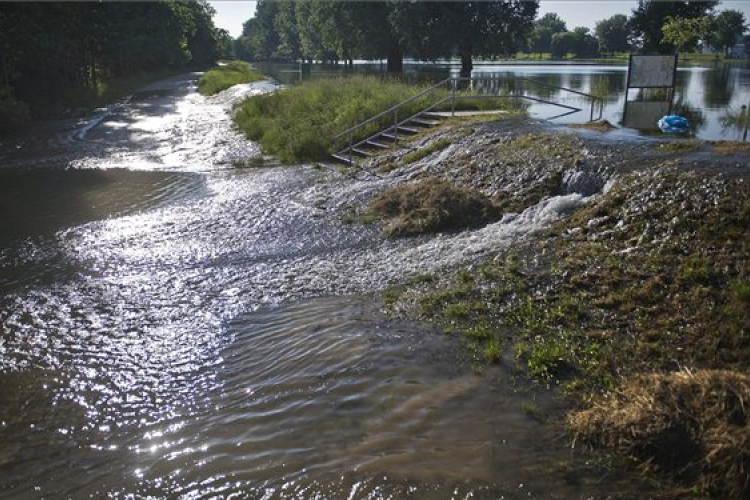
[[198, 61, 264, 96], [233, 75, 515, 163], [402, 138, 452, 165]]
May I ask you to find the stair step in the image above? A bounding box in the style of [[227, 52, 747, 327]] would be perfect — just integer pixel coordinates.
[[420, 112, 445, 120], [351, 147, 374, 157], [366, 140, 390, 149], [331, 153, 353, 164], [396, 125, 420, 134], [379, 133, 398, 141], [410, 118, 441, 127]]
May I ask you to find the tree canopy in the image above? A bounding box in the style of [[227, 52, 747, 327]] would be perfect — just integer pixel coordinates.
[[629, 0, 719, 53], [0, 0, 224, 120], [706, 9, 747, 55], [236, 0, 538, 74], [595, 14, 631, 53]]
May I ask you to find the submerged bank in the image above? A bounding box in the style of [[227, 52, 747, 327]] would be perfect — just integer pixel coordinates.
[[346, 115, 749, 498]]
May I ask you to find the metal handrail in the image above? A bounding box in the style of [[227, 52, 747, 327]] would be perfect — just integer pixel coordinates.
[[332, 75, 605, 160], [519, 77, 604, 121], [332, 77, 452, 142]]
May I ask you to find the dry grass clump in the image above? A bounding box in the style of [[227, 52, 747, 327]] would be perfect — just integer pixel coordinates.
[[569, 370, 750, 499], [368, 178, 501, 237], [569, 119, 617, 132]]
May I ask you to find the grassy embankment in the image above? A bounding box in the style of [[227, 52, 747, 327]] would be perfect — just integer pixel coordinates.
[[197, 61, 265, 96], [233, 75, 517, 163], [367, 127, 750, 498]]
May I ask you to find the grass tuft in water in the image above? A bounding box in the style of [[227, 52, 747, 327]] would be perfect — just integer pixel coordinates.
[[198, 61, 264, 96], [368, 177, 502, 237]]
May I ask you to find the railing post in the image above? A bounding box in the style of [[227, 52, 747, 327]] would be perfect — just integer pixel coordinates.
[[451, 80, 456, 117], [394, 109, 398, 143], [349, 127, 353, 164], [743, 104, 749, 142]]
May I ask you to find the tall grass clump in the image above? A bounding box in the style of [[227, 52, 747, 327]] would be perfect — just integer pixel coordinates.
[[198, 61, 264, 96], [234, 76, 441, 163], [569, 370, 750, 499]]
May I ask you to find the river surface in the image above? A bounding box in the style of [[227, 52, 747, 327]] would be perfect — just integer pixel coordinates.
[[1, 73, 643, 498]]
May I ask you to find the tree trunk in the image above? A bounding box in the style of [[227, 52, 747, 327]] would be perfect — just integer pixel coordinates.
[[387, 47, 403, 74], [460, 48, 473, 78]]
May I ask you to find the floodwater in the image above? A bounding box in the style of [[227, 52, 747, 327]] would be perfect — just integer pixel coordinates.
[[1, 73, 644, 498], [257, 60, 750, 141]]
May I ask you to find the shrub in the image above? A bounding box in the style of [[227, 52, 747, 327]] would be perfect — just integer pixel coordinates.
[[0, 89, 30, 134]]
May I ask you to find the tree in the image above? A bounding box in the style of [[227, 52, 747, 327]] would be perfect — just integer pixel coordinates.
[[392, 0, 538, 75], [629, 0, 718, 53], [274, 0, 300, 61], [536, 12, 567, 33], [551, 27, 599, 59], [706, 10, 747, 56], [661, 15, 713, 52], [527, 13, 567, 55], [595, 14, 631, 53], [248, 0, 280, 60]]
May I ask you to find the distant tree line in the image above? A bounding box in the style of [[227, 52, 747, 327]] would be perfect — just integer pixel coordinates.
[[0, 0, 229, 121], [238, 0, 747, 66], [235, 0, 539, 74]]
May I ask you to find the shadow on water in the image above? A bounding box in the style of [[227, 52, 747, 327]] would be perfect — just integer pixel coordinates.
[[0, 169, 206, 245]]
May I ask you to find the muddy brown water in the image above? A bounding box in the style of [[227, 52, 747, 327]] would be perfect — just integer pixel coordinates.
[[1, 74, 649, 498]]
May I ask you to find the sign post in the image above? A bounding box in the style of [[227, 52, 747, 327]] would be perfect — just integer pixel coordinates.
[[623, 54, 679, 128]]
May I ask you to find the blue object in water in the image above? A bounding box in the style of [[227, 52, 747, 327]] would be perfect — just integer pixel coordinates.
[[658, 115, 690, 133]]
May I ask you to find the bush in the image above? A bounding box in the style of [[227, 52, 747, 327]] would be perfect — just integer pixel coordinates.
[[0, 89, 30, 134], [198, 61, 264, 96], [367, 177, 502, 237]]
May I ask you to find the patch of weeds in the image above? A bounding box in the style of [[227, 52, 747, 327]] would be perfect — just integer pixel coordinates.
[[443, 300, 488, 320], [232, 156, 265, 168], [678, 255, 715, 285], [418, 287, 470, 316], [709, 140, 750, 155], [376, 161, 399, 174], [521, 400, 542, 419], [730, 281, 750, 302], [381, 288, 402, 307], [406, 273, 436, 286], [654, 139, 700, 154], [484, 336, 502, 363], [368, 177, 502, 237], [402, 138, 452, 165]]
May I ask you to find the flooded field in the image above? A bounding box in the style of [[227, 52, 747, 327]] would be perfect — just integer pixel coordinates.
[[1, 73, 646, 498], [257, 60, 750, 141]]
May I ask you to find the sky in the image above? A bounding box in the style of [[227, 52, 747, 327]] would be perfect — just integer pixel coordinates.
[[209, 1, 750, 39]]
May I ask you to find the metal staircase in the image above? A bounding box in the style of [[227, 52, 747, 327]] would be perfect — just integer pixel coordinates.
[[331, 76, 604, 165]]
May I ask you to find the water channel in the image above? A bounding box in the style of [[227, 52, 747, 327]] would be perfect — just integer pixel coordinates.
[[0, 69, 665, 498]]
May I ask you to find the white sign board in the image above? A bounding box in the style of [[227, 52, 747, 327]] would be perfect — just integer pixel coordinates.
[[628, 55, 678, 88]]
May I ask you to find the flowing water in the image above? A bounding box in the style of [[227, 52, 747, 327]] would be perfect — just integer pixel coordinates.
[[1, 74, 642, 498]]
